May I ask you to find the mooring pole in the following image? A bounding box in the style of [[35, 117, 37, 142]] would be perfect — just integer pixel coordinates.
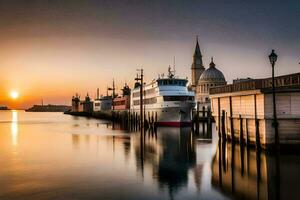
[[135, 68, 144, 129]]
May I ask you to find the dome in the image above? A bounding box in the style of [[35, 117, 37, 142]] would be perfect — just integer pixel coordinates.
[[199, 58, 226, 83]]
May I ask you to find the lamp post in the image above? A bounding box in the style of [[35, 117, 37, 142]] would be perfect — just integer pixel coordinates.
[[108, 79, 116, 110], [268, 49, 279, 148], [135, 69, 144, 129]]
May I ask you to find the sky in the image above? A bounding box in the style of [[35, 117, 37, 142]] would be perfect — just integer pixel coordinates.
[[0, 0, 299, 109]]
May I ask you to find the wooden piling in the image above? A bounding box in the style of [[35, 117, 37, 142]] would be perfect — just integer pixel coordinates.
[[221, 110, 226, 141], [255, 119, 260, 150], [239, 114, 243, 145], [207, 106, 212, 137], [202, 106, 206, 134], [254, 94, 261, 150], [218, 98, 221, 138], [246, 118, 249, 146]]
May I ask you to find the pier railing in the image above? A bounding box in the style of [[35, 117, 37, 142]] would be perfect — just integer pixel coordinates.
[[210, 73, 300, 95]]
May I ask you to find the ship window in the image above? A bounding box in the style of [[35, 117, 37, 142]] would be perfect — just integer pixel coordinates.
[[145, 88, 155, 95], [177, 80, 187, 86], [113, 100, 125, 106], [164, 96, 189, 101], [144, 97, 157, 104], [133, 97, 157, 105], [133, 92, 140, 97]]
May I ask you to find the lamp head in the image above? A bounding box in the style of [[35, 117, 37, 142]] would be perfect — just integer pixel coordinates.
[[269, 49, 278, 65]]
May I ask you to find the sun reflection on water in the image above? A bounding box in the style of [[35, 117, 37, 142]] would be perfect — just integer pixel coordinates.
[[11, 110, 18, 146]]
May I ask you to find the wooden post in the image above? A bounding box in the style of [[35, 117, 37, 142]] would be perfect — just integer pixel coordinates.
[[246, 118, 249, 146], [221, 110, 226, 141], [151, 112, 154, 127], [254, 94, 260, 150], [202, 106, 206, 135], [197, 102, 200, 117], [207, 106, 212, 137], [196, 102, 200, 134], [239, 114, 243, 145], [148, 111, 150, 128], [218, 98, 221, 138], [229, 96, 234, 142], [255, 119, 260, 150], [144, 110, 146, 128], [134, 112, 137, 130]]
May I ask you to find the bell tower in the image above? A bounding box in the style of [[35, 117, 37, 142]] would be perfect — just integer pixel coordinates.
[[191, 36, 205, 89]]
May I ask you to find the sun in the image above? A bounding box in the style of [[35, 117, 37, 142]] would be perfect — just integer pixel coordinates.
[[10, 91, 19, 99]]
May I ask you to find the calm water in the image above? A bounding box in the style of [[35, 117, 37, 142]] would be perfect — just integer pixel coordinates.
[[0, 110, 299, 200]]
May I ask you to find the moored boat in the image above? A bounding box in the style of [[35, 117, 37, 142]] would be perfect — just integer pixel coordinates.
[[130, 67, 195, 127]]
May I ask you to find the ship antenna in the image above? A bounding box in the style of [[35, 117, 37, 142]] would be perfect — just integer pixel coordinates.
[[173, 56, 176, 75]]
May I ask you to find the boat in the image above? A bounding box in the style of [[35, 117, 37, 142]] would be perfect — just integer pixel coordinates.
[[112, 84, 131, 111], [130, 67, 196, 127], [94, 95, 112, 112]]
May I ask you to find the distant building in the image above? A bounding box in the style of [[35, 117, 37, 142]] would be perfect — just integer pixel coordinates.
[[0, 105, 9, 110], [196, 58, 226, 106], [233, 77, 253, 84], [190, 38, 226, 106], [190, 37, 205, 90], [26, 104, 71, 112]]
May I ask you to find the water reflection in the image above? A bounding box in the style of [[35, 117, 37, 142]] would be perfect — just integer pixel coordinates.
[[1, 111, 299, 200], [11, 110, 18, 146], [211, 141, 300, 200], [135, 127, 196, 198]]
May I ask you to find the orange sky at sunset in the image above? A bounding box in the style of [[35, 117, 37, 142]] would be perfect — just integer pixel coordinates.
[[0, 1, 299, 109]]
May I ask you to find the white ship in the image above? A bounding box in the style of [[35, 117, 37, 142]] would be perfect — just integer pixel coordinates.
[[130, 67, 196, 127]]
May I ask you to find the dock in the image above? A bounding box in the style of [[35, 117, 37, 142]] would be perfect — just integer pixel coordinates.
[[209, 73, 300, 150]]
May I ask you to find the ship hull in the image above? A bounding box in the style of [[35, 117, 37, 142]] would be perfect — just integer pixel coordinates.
[[138, 102, 195, 127]]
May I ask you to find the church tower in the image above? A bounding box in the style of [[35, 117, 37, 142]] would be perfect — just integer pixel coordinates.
[[191, 37, 205, 89]]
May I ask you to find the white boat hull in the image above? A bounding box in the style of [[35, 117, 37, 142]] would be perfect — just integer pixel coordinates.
[[134, 102, 195, 127]]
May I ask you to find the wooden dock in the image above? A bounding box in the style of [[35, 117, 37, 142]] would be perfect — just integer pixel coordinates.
[[65, 106, 213, 133], [65, 109, 157, 131], [209, 73, 300, 150]]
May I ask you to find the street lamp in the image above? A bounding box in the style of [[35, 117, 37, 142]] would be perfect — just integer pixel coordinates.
[[268, 49, 279, 148], [135, 69, 144, 129]]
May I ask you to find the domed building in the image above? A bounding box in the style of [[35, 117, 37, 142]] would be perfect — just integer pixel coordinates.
[[196, 58, 226, 104], [190, 38, 226, 106]]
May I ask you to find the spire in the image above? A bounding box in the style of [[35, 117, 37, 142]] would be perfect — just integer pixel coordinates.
[[194, 36, 202, 57], [209, 57, 216, 68]]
